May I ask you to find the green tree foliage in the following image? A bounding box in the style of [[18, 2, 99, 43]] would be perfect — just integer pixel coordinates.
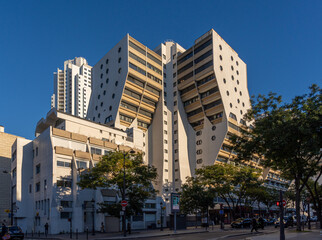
[[231, 84, 322, 230], [196, 164, 262, 219], [78, 151, 157, 218], [180, 176, 215, 215]]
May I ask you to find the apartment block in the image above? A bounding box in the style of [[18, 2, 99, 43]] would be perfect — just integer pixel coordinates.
[[51, 57, 92, 118], [0, 126, 24, 224], [12, 109, 163, 233], [87, 30, 289, 201]]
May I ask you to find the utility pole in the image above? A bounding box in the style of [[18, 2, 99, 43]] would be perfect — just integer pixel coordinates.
[[123, 153, 127, 237]]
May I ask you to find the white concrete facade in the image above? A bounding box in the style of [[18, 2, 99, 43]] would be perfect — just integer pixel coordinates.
[[11, 109, 164, 234], [86, 29, 289, 204], [52, 57, 92, 118]]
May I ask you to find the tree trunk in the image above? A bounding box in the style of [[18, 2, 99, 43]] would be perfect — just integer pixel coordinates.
[[295, 178, 302, 231], [318, 204, 322, 229]]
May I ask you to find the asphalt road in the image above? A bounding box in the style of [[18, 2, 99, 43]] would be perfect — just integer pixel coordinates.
[[150, 228, 322, 240]]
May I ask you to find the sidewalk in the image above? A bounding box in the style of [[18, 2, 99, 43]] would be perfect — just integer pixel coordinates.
[[25, 227, 208, 240], [24, 224, 277, 240], [25, 225, 322, 240]]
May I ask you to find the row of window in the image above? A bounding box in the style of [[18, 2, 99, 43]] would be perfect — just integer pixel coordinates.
[[196, 74, 215, 87], [183, 96, 199, 107], [204, 99, 222, 110], [187, 107, 202, 118], [194, 60, 213, 75], [208, 112, 223, 121], [180, 84, 195, 95], [129, 41, 162, 66], [127, 75, 145, 88], [120, 101, 137, 112], [200, 86, 218, 99]]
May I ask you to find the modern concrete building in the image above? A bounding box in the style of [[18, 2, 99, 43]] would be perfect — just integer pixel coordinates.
[[9, 29, 290, 233], [51, 57, 92, 118], [87, 30, 289, 203], [12, 109, 163, 234], [0, 126, 24, 224]]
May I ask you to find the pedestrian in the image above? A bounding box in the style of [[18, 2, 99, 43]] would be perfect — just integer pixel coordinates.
[[1, 223, 7, 238], [258, 217, 264, 230], [251, 218, 258, 233], [127, 222, 131, 235], [44, 223, 49, 237], [100, 222, 105, 233]]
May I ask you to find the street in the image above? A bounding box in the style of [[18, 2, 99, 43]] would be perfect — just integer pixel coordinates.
[[147, 227, 321, 240]]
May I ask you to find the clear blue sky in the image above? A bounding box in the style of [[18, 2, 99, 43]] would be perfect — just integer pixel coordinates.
[[0, 0, 321, 140]]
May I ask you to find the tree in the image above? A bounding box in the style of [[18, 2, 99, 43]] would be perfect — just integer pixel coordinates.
[[180, 177, 215, 227], [196, 163, 262, 220], [304, 173, 322, 228], [231, 84, 322, 230], [78, 151, 158, 218]]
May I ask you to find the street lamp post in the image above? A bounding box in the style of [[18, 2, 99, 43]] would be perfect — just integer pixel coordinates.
[[91, 198, 95, 235], [122, 150, 135, 237], [160, 202, 163, 231]]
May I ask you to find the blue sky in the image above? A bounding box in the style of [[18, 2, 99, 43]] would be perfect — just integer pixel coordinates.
[[0, 0, 321, 140]]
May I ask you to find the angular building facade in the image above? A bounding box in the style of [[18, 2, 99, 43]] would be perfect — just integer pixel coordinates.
[[51, 57, 92, 118], [87, 29, 289, 202]]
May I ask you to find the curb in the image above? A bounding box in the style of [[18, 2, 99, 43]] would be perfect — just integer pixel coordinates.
[[214, 230, 279, 239], [95, 230, 208, 240]]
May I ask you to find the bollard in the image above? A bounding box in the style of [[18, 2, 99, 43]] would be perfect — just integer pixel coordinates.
[[32, 230, 34, 238], [86, 228, 89, 240], [38, 231, 40, 238], [76, 229, 78, 239], [25, 230, 27, 237]]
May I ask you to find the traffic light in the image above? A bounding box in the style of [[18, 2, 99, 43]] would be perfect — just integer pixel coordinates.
[[276, 201, 280, 206]]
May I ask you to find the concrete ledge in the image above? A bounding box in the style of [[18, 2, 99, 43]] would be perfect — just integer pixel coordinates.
[[119, 145, 132, 152], [104, 141, 118, 149], [75, 150, 91, 160], [92, 153, 102, 161], [71, 132, 87, 143], [89, 137, 104, 147], [54, 146, 73, 156], [53, 128, 71, 139]]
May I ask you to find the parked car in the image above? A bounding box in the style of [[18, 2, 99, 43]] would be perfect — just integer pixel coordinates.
[[0, 226, 24, 240], [267, 218, 276, 225], [8, 226, 24, 240], [274, 216, 294, 228], [231, 218, 252, 228]]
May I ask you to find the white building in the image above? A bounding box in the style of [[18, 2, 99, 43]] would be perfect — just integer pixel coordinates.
[[12, 109, 164, 234], [87, 30, 289, 206], [51, 57, 92, 118]]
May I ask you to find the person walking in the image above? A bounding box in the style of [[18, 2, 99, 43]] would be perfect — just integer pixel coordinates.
[[127, 222, 131, 235], [44, 223, 49, 237], [258, 217, 264, 230], [251, 218, 258, 233], [1, 223, 7, 237], [100, 222, 105, 233]]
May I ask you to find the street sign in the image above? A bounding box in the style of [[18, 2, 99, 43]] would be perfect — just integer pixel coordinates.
[[282, 200, 286, 207], [219, 210, 224, 215], [121, 200, 128, 207], [171, 193, 180, 213], [120, 211, 124, 216], [122, 206, 125, 211]]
